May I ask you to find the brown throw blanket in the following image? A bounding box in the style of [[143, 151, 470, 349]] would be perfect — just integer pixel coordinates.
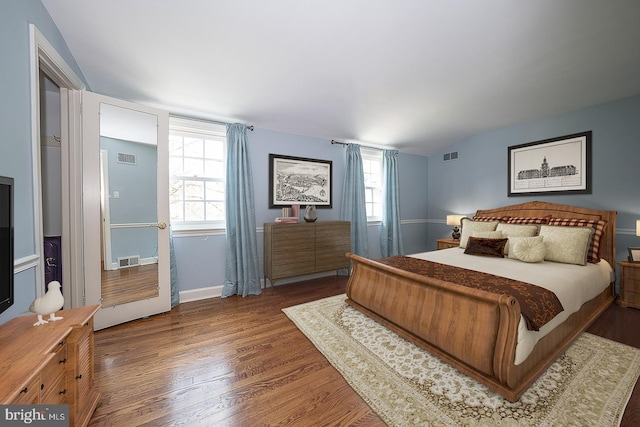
[[376, 256, 564, 331]]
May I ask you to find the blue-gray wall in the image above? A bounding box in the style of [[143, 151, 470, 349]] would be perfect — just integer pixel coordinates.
[[427, 94, 640, 285], [173, 128, 431, 292], [0, 1, 86, 324]]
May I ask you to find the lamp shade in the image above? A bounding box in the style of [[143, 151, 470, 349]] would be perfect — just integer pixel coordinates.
[[446, 215, 465, 226], [637, 219, 640, 237]]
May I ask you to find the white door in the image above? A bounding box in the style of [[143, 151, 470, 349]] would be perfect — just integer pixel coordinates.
[[82, 91, 170, 330]]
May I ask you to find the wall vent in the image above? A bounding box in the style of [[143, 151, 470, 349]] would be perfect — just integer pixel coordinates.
[[117, 152, 137, 165], [117, 255, 140, 269], [443, 151, 459, 161]]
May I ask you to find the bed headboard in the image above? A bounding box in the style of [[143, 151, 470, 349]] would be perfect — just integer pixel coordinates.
[[475, 201, 617, 267]]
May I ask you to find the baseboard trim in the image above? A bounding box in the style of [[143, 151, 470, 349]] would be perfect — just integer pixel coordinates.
[[178, 271, 344, 303], [179, 285, 223, 303]]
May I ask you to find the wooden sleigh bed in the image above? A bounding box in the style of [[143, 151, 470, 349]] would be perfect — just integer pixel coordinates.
[[345, 201, 617, 402]]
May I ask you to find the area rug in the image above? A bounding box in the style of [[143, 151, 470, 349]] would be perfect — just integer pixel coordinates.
[[283, 294, 640, 426]]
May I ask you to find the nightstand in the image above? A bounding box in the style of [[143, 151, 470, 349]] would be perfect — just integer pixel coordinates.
[[618, 261, 640, 309], [437, 238, 460, 250]]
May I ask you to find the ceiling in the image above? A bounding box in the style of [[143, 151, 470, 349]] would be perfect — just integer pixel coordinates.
[[41, 0, 640, 156]]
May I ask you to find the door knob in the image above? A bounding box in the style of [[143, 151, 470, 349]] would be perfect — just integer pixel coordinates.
[[155, 222, 167, 230]]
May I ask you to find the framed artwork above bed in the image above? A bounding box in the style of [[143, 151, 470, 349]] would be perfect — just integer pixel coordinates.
[[508, 131, 592, 197]]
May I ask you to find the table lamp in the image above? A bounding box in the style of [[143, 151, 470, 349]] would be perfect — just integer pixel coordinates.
[[446, 215, 465, 240]]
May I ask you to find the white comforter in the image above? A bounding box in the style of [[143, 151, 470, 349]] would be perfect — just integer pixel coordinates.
[[409, 248, 613, 365]]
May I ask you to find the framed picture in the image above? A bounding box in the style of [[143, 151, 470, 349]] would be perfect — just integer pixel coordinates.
[[629, 247, 640, 263], [269, 154, 332, 208], [508, 131, 592, 196]]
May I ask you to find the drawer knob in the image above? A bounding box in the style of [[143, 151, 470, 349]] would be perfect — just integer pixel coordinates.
[[59, 389, 67, 395], [20, 387, 28, 394], [40, 383, 44, 390], [75, 374, 82, 380], [59, 358, 67, 364]]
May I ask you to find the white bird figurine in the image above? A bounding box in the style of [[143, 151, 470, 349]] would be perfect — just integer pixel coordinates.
[[29, 281, 64, 326]]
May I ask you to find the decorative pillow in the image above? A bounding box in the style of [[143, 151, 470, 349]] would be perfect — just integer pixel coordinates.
[[464, 237, 508, 258], [547, 218, 607, 263], [506, 215, 552, 225], [472, 230, 504, 239], [538, 225, 594, 265], [496, 223, 539, 254], [508, 236, 545, 263], [472, 215, 511, 223], [459, 218, 499, 248]]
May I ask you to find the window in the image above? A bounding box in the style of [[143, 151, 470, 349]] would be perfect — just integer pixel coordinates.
[[169, 117, 226, 231], [361, 148, 383, 221]]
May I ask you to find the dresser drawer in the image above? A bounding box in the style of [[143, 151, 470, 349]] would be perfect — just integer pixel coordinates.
[[41, 341, 67, 404], [12, 376, 40, 404]]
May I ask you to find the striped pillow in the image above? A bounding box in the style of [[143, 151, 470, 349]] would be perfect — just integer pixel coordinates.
[[547, 218, 607, 263], [506, 215, 552, 225]]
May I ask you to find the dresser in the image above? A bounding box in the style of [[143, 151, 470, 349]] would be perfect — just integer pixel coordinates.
[[264, 221, 350, 288], [0, 305, 101, 427]]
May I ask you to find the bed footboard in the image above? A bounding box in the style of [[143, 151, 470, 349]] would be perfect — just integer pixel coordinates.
[[346, 252, 528, 401]]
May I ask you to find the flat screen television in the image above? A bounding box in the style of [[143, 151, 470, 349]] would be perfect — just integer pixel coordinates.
[[0, 176, 14, 315]]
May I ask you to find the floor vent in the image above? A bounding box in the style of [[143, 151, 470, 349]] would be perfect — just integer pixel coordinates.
[[117, 255, 140, 269], [117, 152, 137, 165]]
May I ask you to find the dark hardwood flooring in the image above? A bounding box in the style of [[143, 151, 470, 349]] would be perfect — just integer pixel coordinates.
[[87, 276, 640, 426]]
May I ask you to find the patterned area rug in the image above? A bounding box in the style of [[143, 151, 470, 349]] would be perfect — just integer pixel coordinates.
[[283, 294, 640, 427]]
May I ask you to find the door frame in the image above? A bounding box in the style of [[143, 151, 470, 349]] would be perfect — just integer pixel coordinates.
[[29, 24, 85, 308]]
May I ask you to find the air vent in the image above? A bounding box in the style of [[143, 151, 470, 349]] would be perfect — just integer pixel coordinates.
[[117, 152, 137, 165], [117, 255, 140, 269], [443, 151, 459, 161]]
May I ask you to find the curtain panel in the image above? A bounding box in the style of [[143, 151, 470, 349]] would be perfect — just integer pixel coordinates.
[[380, 149, 404, 257], [340, 144, 369, 257], [222, 124, 262, 297]]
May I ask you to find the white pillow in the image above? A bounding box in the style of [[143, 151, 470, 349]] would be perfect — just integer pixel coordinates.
[[496, 223, 539, 254], [508, 236, 545, 263], [459, 218, 499, 248], [538, 225, 594, 266]]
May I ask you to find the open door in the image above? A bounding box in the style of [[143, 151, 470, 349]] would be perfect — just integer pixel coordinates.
[[82, 92, 170, 330]]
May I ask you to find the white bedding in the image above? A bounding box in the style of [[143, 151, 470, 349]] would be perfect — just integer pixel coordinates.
[[409, 248, 613, 365]]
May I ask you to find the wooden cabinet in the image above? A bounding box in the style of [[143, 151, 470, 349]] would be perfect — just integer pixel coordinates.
[[437, 238, 460, 250], [264, 221, 350, 288], [0, 305, 101, 427], [618, 261, 640, 309]]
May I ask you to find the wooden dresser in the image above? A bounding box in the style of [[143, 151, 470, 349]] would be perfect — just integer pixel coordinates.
[[264, 221, 350, 288], [0, 305, 101, 427]]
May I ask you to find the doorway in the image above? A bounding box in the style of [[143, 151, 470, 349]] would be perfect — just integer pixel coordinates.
[[30, 24, 85, 307]]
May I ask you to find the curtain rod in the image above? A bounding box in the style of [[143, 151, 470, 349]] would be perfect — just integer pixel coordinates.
[[331, 139, 387, 151], [170, 113, 254, 131]]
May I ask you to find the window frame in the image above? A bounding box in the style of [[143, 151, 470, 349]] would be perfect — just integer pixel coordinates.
[[168, 117, 227, 234], [361, 148, 383, 223]]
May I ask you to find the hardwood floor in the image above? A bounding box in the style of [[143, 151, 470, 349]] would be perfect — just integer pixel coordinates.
[[88, 276, 640, 426]]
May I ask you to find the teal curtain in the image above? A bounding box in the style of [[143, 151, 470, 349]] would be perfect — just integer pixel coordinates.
[[222, 124, 261, 297], [340, 144, 369, 257], [169, 226, 180, 307], [380, 149, 404, 257]]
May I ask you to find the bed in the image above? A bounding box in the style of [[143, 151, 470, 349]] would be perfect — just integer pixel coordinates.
[[345, 201, 616, 402]]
